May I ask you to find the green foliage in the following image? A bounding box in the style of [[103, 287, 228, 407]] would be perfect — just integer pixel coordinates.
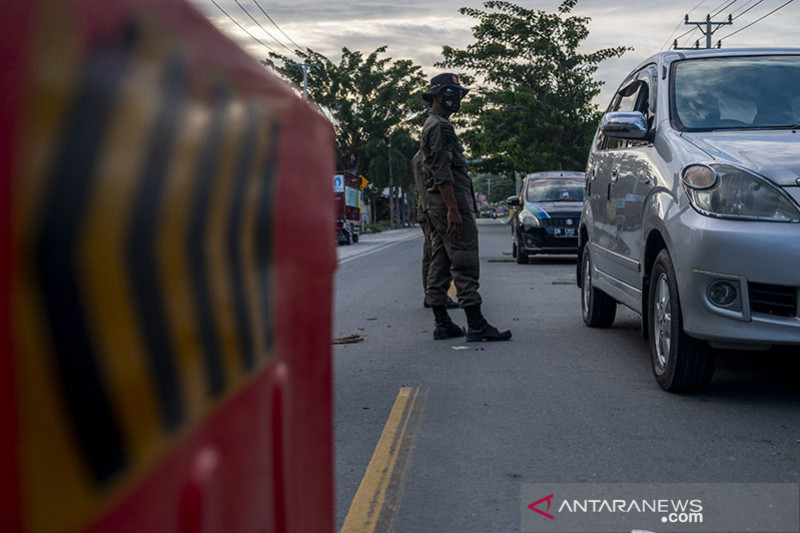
[[270, 47, 428, 181], [472, 173, 517, 203], [361, 128, 418, 192], [438, 0, 630, 175]]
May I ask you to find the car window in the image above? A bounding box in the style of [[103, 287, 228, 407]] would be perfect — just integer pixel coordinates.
[[525, 179, 584, 202], [616, 80, 643, 113], [602, 68, 654, 150], [672, 55, 800, 130]]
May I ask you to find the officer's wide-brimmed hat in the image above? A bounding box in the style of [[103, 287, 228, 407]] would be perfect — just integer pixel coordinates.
[[422, 73, 470, 102]]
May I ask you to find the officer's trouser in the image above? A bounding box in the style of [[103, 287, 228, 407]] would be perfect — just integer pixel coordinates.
[[420, 217, 432, 292], [425, 207, 482, 308]]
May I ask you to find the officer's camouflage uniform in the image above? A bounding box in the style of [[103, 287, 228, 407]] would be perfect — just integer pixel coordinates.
[[412, 151, 433, 293], [421, 107, 481, 308]]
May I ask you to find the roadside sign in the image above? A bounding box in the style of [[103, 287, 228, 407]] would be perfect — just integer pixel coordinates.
[[345, 187, 360, 208], [359, 174, 369, 190], [333, 174, 344, 192]]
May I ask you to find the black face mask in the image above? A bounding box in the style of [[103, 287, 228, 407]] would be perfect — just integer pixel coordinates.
[[440, 87, 463, 113]]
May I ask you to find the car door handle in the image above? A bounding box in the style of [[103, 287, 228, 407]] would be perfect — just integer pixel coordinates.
[[611, 164, 620, 182]]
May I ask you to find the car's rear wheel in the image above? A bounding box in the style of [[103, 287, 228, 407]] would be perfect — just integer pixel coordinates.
[[648, 249, 715, 392], [581, 245, 616, 327]]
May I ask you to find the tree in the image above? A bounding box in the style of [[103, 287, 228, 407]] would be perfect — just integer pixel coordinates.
[[270, 47, 428, 226], [473, 173, 517, 203], [437, 0, 630, 175], [362, 129, 418, 226]]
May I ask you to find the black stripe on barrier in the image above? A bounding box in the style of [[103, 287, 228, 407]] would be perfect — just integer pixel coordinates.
[[35, 34, 136, 484], [225, 109, 259, 371], [126, 55, 187, 431], [255, 122, 281, 354], [188, 87, 229, 397]]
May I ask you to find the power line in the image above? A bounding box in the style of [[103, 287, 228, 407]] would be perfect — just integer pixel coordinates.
[[251, 0, 306, 51], [705, 0, 731, 15], [733, 0, 765, 18], [673, 7, 733, 49], [687, 0, 711, 14], [674, 25, 698, 43], [231, 0, 297, 55], [730, 0, 757, 16], [712, 0, 737, 16], [716, 0, 795, 45], [208, 0, 280, 54], [678, 28, 700, 49], [661, 19, 688, 50], [662, 0, 710, 48]]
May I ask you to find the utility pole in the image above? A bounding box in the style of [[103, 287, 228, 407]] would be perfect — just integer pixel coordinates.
[[486, 177, 492, 203], [288, 62, 322, 100], [388, 136, 394, 229], [674, 13, 732, 50]]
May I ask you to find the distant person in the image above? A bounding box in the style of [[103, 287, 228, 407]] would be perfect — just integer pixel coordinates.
[[413, 150, 458, 311], [419, 73, 511, 342]]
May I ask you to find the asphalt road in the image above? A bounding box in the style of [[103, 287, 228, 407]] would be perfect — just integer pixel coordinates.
[[333, 219, 800, 533]]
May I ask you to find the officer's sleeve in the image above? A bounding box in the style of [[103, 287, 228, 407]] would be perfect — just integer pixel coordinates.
[[425, 122, 455, 189]]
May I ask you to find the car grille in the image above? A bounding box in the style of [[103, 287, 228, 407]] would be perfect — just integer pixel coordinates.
[[748, 282, 798, 318], [541, 216, 579, 228]]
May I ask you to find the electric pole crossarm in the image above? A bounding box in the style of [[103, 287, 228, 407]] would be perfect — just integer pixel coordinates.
[[288, 62, 322, 100], [677, 13, 733, 49]]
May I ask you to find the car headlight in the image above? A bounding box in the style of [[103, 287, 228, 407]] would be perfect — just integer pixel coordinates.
[[520, 209, 541, 228], [681, 164, 800, 222]]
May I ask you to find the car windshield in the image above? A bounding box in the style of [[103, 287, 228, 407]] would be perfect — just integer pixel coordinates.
[[526, 179, 584, 202], [672, 55, 800, 131]]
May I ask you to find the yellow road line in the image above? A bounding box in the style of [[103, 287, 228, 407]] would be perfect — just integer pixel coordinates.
[[341, 387, 428, 533]]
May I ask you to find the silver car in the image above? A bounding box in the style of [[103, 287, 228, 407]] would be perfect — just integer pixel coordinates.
[[578, 48, 800, 391]]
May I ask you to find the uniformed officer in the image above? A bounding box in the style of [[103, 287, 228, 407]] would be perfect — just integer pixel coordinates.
[[413, 150, 458, 311], [420, 73, 511, 342]]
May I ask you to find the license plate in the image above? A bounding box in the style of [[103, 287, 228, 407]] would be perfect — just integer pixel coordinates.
[[554, 227, 576, 237]]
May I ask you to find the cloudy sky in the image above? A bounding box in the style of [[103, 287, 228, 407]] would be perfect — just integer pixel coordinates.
[[189, 0, 797, 106]]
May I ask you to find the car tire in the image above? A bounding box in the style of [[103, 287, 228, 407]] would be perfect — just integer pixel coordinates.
[[648, 249, 715, 392], [515, 235, 528, 264], [581, 245, 616, 328]]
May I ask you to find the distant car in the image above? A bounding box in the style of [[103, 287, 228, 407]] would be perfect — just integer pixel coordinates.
[[578, 48, 800, 392], [507, 171, 584, 263]]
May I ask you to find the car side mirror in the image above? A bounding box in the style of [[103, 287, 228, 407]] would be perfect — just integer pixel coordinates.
[[507, 196, 521, 207], [601, 111, 649, 140]]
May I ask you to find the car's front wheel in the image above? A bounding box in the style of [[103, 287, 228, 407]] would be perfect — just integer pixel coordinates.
[[648, 249, 715, 392], [581, 245, 616, 327], [515, 232, 528, 264]]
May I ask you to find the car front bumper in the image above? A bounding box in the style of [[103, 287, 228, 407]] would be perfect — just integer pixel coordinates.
[[519, 227, 578, 255], [671, 208, 800, 347]]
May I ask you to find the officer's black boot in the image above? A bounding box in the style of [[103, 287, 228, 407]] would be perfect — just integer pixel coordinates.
[[432, 305, 466, 340], [464, 305, 512, 342]]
